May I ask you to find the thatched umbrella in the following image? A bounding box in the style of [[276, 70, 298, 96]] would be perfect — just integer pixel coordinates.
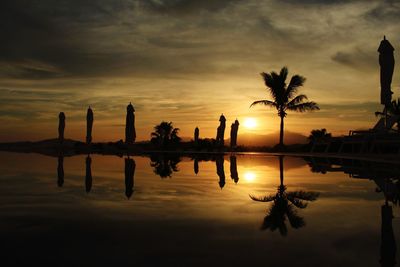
[[57, 155, 64, 187], [58, 112, 65, 143], [86, 106, 93, 144], [230, 155, 239, 183], [124, 157, 136, 199], [378, 36, 395, 106], [194, 127, 199, 144], [85, 155, 92, 193], [125, 103, 136, 145], [216, 114, 226, 146], [230, 119, 240, 148]]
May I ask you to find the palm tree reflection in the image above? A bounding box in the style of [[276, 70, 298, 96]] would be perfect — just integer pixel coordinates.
[[250, 156, 319, 236], [150, 154, 180, 178]]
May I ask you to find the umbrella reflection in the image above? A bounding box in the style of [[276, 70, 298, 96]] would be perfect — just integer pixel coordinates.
[[216, 155, 225, 189], [85, 155, 92, 193], [57, 155, 64, 187], [125, 157, 136, 199], [230, 155, 239, 184]]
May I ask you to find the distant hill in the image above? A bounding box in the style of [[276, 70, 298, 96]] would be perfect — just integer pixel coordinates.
[[180, 131, 308, 147], [236, 131, 308, 147]]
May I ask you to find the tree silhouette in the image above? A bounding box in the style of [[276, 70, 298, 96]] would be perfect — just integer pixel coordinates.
[[151, 121, 181, 148], [250, 156, 319, 236], [375, 98, 400, 132], [308, 128, 331, 142], [250, 67, 319, 147]]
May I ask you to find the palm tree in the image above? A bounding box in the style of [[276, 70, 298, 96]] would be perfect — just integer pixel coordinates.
[[250, 67, 319, 147], [151, 121, 181, 148], [250, 156, 319, 236], [375, 98, 400, 132]]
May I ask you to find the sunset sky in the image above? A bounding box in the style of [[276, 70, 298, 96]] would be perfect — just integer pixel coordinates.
[[1, 0, 399, 142]]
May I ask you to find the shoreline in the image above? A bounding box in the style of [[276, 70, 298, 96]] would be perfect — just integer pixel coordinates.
[[1, 139, 400, 163]]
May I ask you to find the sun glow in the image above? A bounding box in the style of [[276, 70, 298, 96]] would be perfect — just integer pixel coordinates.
[[244, 171, 256, 182], [243, 118, 257, 129]]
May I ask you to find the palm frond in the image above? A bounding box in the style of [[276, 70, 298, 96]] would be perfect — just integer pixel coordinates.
[[286, 196, 308, 209], [286, 205, 305, 229], [250, 99, 277, 108], [286, 191, 319, 201], [287, 94, 308, 107], [286, 75, 306, 100], [286, 101, 320, 112], [280, 67, 288, 84], [249, 194, 276, 202], [151, 132, 160, 138]]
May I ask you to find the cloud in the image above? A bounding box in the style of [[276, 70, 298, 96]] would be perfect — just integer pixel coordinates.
[[364, 0, 400, 23], [140, 0, 240, 14], [331, 47, 376, 71]]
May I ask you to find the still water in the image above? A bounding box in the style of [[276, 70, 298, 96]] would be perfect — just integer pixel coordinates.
[[1, 152, 399, 266]]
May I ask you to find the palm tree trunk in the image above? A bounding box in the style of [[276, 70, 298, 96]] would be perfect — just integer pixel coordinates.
[[279, 115, 284, 146]]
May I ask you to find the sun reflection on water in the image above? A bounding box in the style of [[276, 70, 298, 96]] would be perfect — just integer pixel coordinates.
[[243, 171, 256, 182]]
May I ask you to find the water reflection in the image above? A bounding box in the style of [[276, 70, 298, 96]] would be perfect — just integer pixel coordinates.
[[57, 155, 64, 187], [216, 155, 225, 189], [125, 157, 136, 199], [85, 155, 92, 193], [150, 154, 180, 178], [194, 157, 199, 175], [250, 156, 319, 236], [4, 152, 400, 266], [230, 155, 239, 184], [306, 157, 399, 266]]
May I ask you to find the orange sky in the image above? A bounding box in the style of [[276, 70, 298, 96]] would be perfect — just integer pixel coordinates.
[[0, 0, 399, 142]]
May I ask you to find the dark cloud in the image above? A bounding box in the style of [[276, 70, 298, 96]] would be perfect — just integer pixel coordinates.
[[279, 0, 370, 5], [140, 0, 240, 14], [0, 0, 139, 79], [364, 0, 400, 23], [331, 48, 376, 71]]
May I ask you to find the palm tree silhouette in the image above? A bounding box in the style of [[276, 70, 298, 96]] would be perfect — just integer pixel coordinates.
[[250, 156, 319, 236], [375, 98, 400, 132], [250, 67, 319, 147], [151, 121, 181, 148], [150, 154, 180, 178]]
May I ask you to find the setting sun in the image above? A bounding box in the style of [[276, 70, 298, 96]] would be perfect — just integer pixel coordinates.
[[243, 118, 257, 129]]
